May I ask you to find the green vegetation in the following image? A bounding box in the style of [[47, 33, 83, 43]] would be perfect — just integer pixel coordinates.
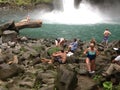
[[47, 47, 61, 56], [103, 81, 112, 90], [0, 0, 53, 6]]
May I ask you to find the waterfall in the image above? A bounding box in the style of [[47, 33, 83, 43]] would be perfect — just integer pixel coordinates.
[[62, 0, 75, 12], [33, 0, 103, 24]]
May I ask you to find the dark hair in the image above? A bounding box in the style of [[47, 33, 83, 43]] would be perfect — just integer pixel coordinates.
[[74, 38, 77, 42], [61, 49, 64, 53], [116, 48, 120, 54]]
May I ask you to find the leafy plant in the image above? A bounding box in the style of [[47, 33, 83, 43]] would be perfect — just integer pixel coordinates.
[[93, 75, 102, 84], [103, 81, 112, 90], [47, 47, 61, 56]]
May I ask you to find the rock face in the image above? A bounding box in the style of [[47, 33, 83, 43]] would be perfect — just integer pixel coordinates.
[[55, 65, 78, 90]]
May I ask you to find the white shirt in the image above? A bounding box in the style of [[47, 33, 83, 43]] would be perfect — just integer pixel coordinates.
[[115, 55, 120, 61]]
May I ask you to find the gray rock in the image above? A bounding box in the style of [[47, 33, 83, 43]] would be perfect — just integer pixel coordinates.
[[55, 65, 78, 90], [39, 85, 55, 90], [19, 81, 34, 88], [0, 56, 4, 64], [0, 64, 24, 80], [0, 86, 8, 90], [42, 78, 54, 85], [2, 30, 17, 43]]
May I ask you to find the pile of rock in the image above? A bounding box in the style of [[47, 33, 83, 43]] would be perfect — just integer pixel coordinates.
[[0, 33, 119, 90]]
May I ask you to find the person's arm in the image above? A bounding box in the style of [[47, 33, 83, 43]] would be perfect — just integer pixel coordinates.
[[83, 49, 88, 55], [112, 56, 120, 63], [109, 31, 111, 35], [95, 48, 99, 56], [103, 31, 106, 35], [52, 52, 61, 57]]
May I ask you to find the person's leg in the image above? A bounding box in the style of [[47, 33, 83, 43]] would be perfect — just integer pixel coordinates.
[[106, 64, 120, 75], [91, 60, 95, 71], [41, 58, 53, 64], [105, 39, 108, 47], [68, 45, 71, 51], [61, 59, 66, 64], [86, 58, 91, 72]]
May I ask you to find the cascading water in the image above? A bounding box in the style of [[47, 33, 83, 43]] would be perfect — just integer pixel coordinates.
[[34, 0, 103, 24]]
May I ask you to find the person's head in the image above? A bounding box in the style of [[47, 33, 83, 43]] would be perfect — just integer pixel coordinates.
[[89, 43, 95, 48], [90, 38, 96, 45], [116, 48, 120, 55], [74, 38, 77, 42], [91, 38, 95, 41], [61, 49, 64, 53], [106, 29, 109, 31]]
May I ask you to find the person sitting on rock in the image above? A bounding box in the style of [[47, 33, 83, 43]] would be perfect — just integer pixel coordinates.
[[41, 49, 67, 64], [55, 38, 65, 47], [52, 49, 67, 64], [102, 48, 120, 77], [84, 43, 99, 74], [68, 38, 78, 53], [20, 15, 30, 22]]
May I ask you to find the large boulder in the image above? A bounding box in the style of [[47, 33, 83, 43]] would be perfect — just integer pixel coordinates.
[[0, 21, 16, 33], [55, 65, 78, 90], [0, 64, 24, 80], [2, 30, 17, 43], [34, 70, 56, 90]]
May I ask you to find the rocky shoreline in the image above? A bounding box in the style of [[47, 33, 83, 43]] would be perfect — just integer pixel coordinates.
[[0, 33, 120, 90]]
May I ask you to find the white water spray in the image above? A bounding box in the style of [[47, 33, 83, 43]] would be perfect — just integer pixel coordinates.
[[33, 0, 103, 24]]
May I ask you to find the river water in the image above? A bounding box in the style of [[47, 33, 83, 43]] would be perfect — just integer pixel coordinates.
[[20, 23, 120, 42]]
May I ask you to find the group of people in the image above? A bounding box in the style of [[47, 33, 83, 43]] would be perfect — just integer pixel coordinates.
[[41, 28, 120, 77], [41, 38, 78, 64]]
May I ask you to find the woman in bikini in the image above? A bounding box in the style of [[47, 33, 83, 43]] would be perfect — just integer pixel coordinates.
[[84, 43, 99, 73]]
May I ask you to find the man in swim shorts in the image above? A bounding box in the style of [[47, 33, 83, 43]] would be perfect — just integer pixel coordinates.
[[102, 29, 111, 47]]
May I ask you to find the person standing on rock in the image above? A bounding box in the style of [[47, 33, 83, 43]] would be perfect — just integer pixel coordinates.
[[90, 38, 96, 46], [102, 29, 111, 47], [55, 38, 65, 47], [84, 43, 99, 74]]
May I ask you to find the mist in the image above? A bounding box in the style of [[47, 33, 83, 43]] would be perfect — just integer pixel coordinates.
[[88, 0, 120, 21], [29, 0, 120, 24]]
